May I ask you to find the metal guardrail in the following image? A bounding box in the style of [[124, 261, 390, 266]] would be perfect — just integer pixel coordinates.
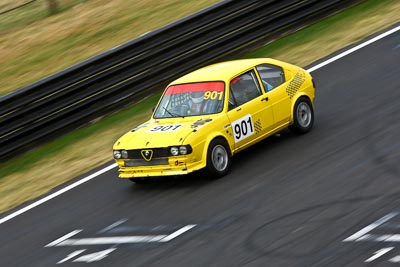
[[0, 0, 363, 162]]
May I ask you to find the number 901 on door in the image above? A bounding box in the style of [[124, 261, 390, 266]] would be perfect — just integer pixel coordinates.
[[231, 114, 254, 143]]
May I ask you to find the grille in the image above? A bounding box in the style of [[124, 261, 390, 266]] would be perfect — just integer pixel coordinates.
[[124, 158, 169, 167], [126, 148, 169, 159]]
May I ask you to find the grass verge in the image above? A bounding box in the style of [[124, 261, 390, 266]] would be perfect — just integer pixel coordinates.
[[0, 0, 399, 213]]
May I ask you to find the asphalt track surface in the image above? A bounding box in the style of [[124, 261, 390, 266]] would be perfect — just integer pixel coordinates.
[[0, 25, 399, 267]]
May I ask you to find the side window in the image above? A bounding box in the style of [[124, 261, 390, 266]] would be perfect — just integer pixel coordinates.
[[256, 64, 285, 91], [229, 70, 261, 109]]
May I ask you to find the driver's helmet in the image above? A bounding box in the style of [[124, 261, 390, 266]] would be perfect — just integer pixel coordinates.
[[189, 91, 204, 112], [190, 91, 204, 104]]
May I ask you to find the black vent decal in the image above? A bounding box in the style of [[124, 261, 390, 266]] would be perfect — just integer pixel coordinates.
[[286, 71, 305, 98], [254, 119, 262, 134]]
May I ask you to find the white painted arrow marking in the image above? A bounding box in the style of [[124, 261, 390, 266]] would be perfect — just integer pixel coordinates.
[[57, 235, 167, 246], [46, 225, 196, 247], [159, 224, 196, 242], [389, 255, 400, 263], [73, 248, 116, 263], [343, 212, 398, 242], [45, 230, 82, 247], [365, 247, 394, 262], [57, 249, 86, 264]]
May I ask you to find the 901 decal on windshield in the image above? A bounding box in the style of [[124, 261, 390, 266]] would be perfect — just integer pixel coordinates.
[[232, 114, 254, 143]]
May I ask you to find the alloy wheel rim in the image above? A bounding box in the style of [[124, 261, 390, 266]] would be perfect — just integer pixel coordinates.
[[297, 102, 312, 128], [212, 145, 228, 171]]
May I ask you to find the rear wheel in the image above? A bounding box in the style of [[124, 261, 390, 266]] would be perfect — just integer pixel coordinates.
[[289, 97, 314, 134], [205, 138, 231, 178]]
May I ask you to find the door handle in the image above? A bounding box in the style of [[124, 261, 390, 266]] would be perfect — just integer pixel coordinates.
[[261, 97, 269, 101]]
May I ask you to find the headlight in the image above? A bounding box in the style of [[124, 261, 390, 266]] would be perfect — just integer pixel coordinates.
[[169, 145, 192, 156], [170, 147, 179, 156], [113, 150, 122, 159], [179, 146, 188, 155], [121, 150, 128, 158]]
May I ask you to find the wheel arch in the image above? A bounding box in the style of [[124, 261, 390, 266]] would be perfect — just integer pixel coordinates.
[[290, 94, 313, 123], [201, 134, 232, 164]]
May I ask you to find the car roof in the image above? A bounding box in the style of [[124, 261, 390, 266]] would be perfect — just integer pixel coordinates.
[[170, 58, 278, 85]]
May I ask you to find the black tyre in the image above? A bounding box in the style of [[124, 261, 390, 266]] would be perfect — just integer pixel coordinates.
[[289, 97, 314, 134], [205, 138, 231, 178]]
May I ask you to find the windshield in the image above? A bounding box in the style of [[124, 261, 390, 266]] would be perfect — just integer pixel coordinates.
[[153, 81, 225, 118]]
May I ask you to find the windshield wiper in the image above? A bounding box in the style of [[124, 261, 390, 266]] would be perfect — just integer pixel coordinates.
[[163, 107, 184, 118]]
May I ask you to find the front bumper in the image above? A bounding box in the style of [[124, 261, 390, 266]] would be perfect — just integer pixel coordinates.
[[116, 155, 205, 178]]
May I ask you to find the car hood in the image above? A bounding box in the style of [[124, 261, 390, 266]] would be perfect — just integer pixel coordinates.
[[114, 117, 213, 149]]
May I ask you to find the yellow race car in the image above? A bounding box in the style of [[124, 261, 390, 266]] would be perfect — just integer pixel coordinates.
[[113, 58, 315, 182]]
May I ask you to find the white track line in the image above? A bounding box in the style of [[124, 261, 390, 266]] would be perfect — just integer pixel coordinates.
[[0, 163, 117, 225], [307, 25, 400, 73], [1, 25, 399, 226]]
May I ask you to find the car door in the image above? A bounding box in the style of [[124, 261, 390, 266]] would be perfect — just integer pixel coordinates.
[[226, 69, 274, 151], [255, 64, 291, 127]]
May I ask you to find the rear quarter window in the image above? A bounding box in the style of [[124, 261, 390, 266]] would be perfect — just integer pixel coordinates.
[[256, 64, 285, 91]]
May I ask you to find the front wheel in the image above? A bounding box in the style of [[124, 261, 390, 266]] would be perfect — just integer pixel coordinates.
[[289, 97, 314, 134], [205, 139, 231, 178]]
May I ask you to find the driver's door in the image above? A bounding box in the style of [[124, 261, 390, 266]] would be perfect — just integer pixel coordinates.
[[226, 69, 274, 151]]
